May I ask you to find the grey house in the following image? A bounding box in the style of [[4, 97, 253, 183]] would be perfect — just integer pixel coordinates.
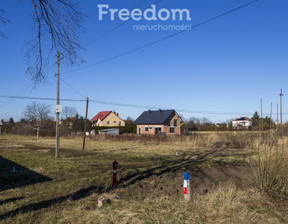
[[134, 109, 182, 135]]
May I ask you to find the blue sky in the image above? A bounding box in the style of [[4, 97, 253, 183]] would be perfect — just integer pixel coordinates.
[[0, 0, 288, 123]]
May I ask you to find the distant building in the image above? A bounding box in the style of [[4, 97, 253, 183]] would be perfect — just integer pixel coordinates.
[[135, 109, 183, 135], [91, 111, 125, 127], [214, 123, 228, 128], [232, 117, 252, 129]]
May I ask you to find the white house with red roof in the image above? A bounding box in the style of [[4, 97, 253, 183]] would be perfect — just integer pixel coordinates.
[[232, 117, 252, 129], [91, 111, 125, 127]]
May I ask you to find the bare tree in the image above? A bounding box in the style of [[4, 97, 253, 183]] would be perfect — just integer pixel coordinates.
[[201, 117, 212, 125], [1, 2, 84, 84], [182, 117, 200, 131], [62, 106, 77, 120], [24, 0, 85, 84], [125, 116, 135, 125], [23, 101, 51, 139]]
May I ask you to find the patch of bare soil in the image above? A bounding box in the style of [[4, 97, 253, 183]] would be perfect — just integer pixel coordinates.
[[117, 164, 252, 200]]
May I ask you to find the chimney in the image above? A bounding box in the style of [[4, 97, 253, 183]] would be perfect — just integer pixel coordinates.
[[117, 113, 119, 116]]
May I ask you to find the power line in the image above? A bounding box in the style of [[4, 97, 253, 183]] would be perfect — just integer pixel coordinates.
[[83, 0, 149, 42], [0, 95, 86, 102], [63, 0, 259, 75], [60, 78, 87, 99], [60, 76, 278, 110], [0, 81, 34, 109], [52, 77, 271, 116], [84, 0, 163, 46], [89, 99, 261, 116], [0, 94, 283, 116]]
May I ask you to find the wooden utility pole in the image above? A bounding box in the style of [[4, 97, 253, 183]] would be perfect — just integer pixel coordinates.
[[280, 89, 283, 125], [270, 102, 272, 130], [55, 51, 60, 158], [260, 98, 263, 132], [82, 97, 90, 151]]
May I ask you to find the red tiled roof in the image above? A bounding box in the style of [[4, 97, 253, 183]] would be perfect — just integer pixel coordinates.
[[233, 117, 251, 121], [91, 111, 112, 122]]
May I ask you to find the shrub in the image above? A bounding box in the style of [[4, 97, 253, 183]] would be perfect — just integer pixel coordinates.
[[249, 135, 288, 198], [92, 124, 137, 135]]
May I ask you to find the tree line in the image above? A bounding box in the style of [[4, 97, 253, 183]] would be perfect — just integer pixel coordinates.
[[1, 102, 282, 138], [0, 102, 87, 138], [251, 112, 276, 130], [0, 102, 136, 137]]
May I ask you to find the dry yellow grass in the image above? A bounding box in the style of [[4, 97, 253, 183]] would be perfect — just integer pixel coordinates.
[[0, 134, 287, 223], [51, 183, 284, 224]]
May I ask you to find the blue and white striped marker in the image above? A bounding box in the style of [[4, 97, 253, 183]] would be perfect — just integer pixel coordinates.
[[183, 172, 190, 201]]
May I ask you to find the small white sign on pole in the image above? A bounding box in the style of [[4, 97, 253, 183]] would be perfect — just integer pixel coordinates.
[[55, 104, 62, 113]]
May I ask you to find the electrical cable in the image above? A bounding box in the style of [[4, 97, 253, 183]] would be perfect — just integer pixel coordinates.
[[0, 94, 282, 116], [84, 0, 163, 46], [0, 95, 86, 102], [63, 0, 259, 75]]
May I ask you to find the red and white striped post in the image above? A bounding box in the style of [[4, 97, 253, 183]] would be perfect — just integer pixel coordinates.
[[112, 161, 118, 187], [184, 171, 190, 201]]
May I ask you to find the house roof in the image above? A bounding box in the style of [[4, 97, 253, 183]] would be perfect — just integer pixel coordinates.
[[134, 109, 178, 124], [91, 111, 112, 122], [233, 117, 251, 121]]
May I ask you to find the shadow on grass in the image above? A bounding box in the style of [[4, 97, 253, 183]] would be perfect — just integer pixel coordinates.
[[0, 197, 24, 206], [117, 147, 246, 188], [0, 185, 104, 221], [21, 144, 98, 158], [0, 147, 247, 221], [0, 156, 52, 192]]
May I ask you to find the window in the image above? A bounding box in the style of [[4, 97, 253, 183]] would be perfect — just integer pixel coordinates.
[[155, 127, 162, 134], [169, 127, 175, 133], [119, 121, 122, 125], [113, 121, 117, 123], [145, 127, 149, 132], [107, 121, 110, 125], [167, 119, 171, 126], [149, 127, 152, 129], [173, 119, 177, 127]]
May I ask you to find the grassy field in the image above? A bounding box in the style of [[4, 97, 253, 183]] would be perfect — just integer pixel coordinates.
[[0, 134, 287, 223]]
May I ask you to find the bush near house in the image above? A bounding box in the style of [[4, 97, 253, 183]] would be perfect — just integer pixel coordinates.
[[92, 124, 136, 134], [181, 123, 232, 133]]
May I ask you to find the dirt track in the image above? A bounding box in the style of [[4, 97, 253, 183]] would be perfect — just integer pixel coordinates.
[[117, 164, 252, 200]]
